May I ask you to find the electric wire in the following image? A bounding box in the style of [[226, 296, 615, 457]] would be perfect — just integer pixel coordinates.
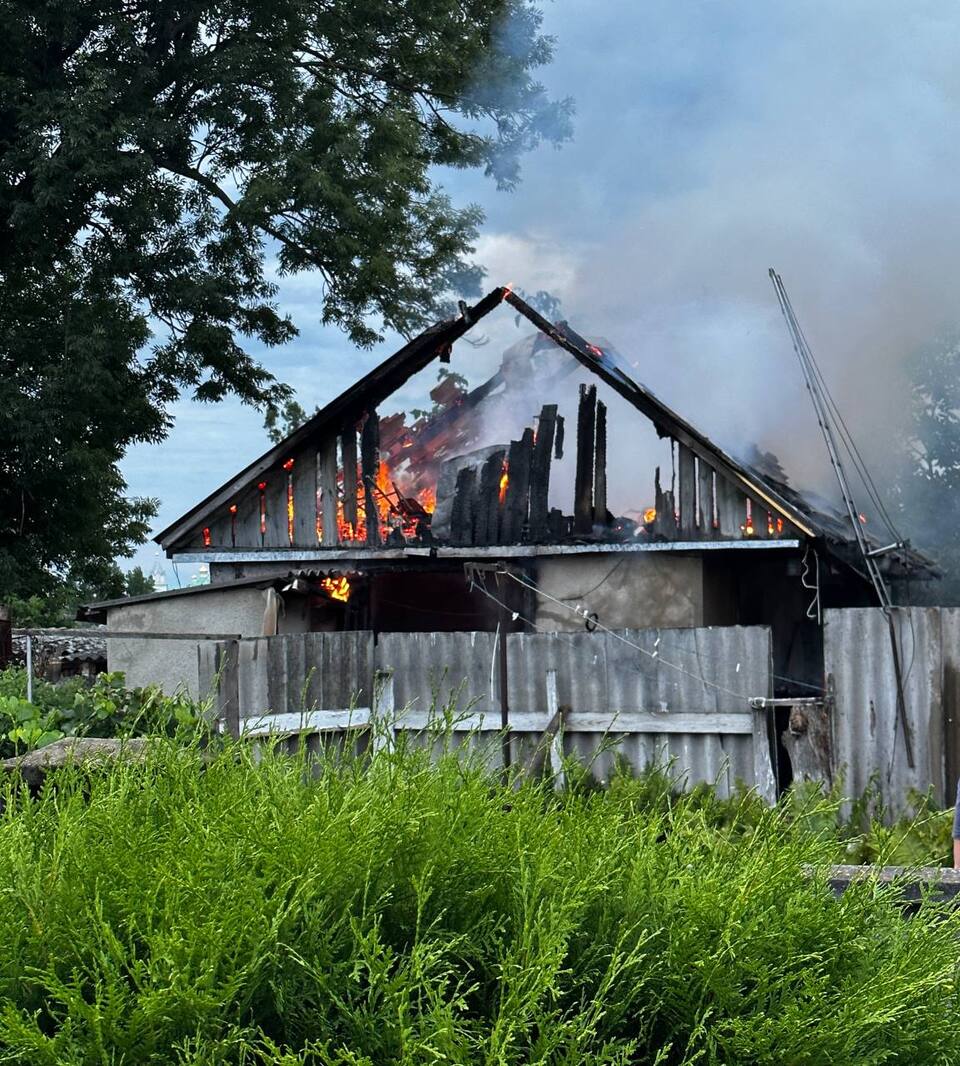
[[487, 566, 825, 695], [499, 569, 759, 701], [771, 270, 917, 767], [794, 312, 903, 542]]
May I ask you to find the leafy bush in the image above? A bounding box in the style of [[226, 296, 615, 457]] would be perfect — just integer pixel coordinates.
[[0, 668, 205, 758], [0, 739, 956, 1065]]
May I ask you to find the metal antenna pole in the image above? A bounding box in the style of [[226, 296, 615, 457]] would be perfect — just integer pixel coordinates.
[[769, 269, 913, 767]]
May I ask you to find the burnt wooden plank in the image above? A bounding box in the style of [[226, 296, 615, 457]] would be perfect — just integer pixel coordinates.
[[678, 442, 697, 536], [206, 512, 233, 549], [574, 384, 597, 534], [652, 467, 677, 538], [214, 640, 240, 738], [529, 404, 557, 541], [715, 475, 747, 538], [474, 449, 506, 546], [292, 451, 318, 548], [319, 436, 339, 547], [340, 427, 359, 532], [361, 409, 381, 547], [698, 458, 715, 537], [554, 414, 565, 459], [264, 476, 290, 547], [747, 496, 769, 538], [451, 467, 478, 546], [232, 484, 262, 547], [502, 428, 534, 544], [593, 399, 607, 528], [548, 508, 565, 541]]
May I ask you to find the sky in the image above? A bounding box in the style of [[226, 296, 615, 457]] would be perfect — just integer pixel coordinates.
[[122, 1, 960, 583]]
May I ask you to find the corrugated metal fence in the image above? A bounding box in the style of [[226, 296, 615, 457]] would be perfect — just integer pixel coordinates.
[[200, 625, 776, 801], [824, 607, 960, 811]]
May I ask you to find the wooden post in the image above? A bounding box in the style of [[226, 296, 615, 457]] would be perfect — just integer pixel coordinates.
[[361, 409, 381, 547], [678, 443, 697, 537], [292, 450, 318, 547], [574, 384, 597, 534], [593, 399, 607, 528], [451, 467, 478, 546], [319, 436, 339, 546], [215, 640, 241, 738], [529, 404, 557, 541], [264, 479, 290, 547], [474, 449, 506, 546], [340, 427, 359, 532], [546, 670, 565, 792], [698, 458, 715, 536], [496, 573, 511, 774], [652, 466, 678, 538], [554, 415, 565, 460], [372, 668, 395, 755], [715, 475, 746, 538], [502, 428, 534, 543]]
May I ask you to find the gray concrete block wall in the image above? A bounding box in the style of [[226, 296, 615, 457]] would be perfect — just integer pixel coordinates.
[[107, 588, 268, 697]]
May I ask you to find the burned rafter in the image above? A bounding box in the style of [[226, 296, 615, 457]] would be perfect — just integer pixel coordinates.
[[528, 404, 557, 542]]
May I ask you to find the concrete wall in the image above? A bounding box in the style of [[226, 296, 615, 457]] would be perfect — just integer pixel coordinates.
[[533, 554, 704, 631], [107, 587, 268, 697]]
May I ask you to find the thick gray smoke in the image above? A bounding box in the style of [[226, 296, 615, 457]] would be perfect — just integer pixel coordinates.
[[457, 1, 960, 511]]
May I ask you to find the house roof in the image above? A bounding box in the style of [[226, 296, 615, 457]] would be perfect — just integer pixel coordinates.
[[76, 574, 280, 624], [156, 285, 934, 578]]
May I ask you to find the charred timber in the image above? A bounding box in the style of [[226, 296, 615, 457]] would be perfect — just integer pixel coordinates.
[[593, 400, 607, 529], [575, 384, 597, 534], [529, 404, 557, 541], [341, 427, 359, 531], [450, 467, 478, 546], [474, 450, 506, 546], [361, 409, 380, 547], [502, 428, 534, 544]]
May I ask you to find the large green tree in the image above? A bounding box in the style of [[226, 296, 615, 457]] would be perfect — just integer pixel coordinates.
[[0, 0, 570, 598]]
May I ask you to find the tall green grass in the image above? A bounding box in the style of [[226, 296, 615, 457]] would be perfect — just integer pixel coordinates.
[[0, 738, 957, 1065]]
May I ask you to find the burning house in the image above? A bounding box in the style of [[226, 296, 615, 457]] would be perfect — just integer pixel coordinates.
[[81, 286, 934, 697]]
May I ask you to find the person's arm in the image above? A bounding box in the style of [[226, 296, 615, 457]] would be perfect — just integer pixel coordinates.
[[954, 838, 960, 870]]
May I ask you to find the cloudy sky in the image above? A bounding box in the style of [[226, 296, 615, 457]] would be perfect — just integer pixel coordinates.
[[123, 1, 960, 581]]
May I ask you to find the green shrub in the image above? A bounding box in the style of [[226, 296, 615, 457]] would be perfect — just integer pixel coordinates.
[[0, 668, 206, 758], [0, 739, 956, 1065]]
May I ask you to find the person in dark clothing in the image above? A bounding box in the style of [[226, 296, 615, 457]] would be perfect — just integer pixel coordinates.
[[954, 778, 960, 868]]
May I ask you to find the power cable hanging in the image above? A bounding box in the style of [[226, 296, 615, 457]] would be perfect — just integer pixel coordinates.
[[470, 564, 825, 695], [792, 312, 902, 542], [769, 269, 914, 768], [498, 568, 757, 702]]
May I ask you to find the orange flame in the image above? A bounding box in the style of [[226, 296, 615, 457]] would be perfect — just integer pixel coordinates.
[[335, 458, 437, 543], [499, 461, 509, 504], [320, 576, 351, 602], [643, 507, 657, 524]]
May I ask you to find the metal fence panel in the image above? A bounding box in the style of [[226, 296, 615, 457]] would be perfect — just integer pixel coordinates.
[[825, 607, 945, 809], [214, 625, 774, 796], [377, 630, 499, 722]]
